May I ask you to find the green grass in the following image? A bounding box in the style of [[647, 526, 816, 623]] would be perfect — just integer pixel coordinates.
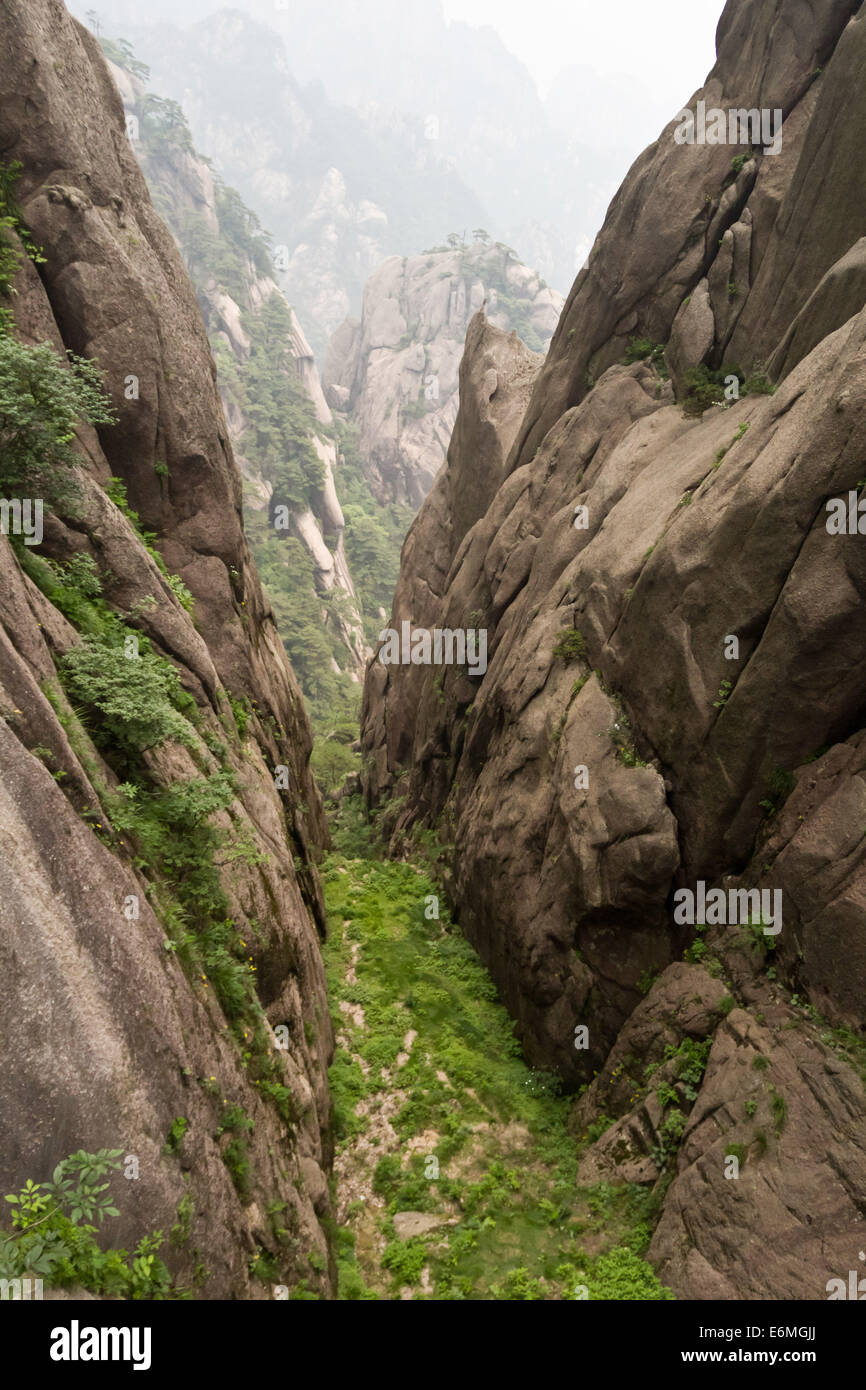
[[322, 822, 673, 1301]]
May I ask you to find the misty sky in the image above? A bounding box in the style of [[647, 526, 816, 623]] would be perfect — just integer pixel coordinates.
[[443, 0, 723, 103]]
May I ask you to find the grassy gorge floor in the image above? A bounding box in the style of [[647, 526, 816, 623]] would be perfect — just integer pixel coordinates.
[[323, 803, 674, 1301]]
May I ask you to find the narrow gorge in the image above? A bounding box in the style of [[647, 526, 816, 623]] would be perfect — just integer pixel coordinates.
[[1, 0, 865, 1328]]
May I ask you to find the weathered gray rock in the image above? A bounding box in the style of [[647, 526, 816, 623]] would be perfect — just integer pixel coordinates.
[[648, 1006, 866, 1301], [361, 0, 866, 1299], [507, 0, 858, 467], [767, 237, 866, 379], [324, 242, 561, 506], [0, 0, 335, 1297], [666, 279, 715, 397], [392, 1212, 450, 1240]]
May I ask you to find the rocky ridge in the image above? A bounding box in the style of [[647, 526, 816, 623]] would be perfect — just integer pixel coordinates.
[[324, 240, 562, 506], [0, 0, 335, 1296], [361, 0, 866, 1299], [109, 55, 368, 681], [96, 7, 490, 356]]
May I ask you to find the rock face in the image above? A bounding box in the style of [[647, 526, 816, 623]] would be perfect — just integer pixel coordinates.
[[0, 0, 334, 1296], [323, 241, 562, 505], [101, 8, 491, 356], [361, 0, 866, 1299], [110, 57, 368, 680]]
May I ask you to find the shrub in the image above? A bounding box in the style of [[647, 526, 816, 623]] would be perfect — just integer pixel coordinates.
[[0, 1149, 179, 1298], [769, 1084, 787, 1135], [758, 767, 796, 818], [222, 1138, 252, 1202], [553, 629, 587, 663], [623, 338, 667, 371], [381, 1237, 426, 1286], [664, 1037, 711, 1095], [609, 715, 646, 767], [60, 635, 196, 759], [589, 1245, 675, 1300], [0, 336, 115, 507], [682, 364, 727, 416], [584, 1113, 614, 1144], [166, 572, 194, 612], [739, 916, 777, 960], [164, 1117, 188, 1154], [743, 369, 775, 396], [492, 1266, 544, 1300], [229, 695, 251, 739]]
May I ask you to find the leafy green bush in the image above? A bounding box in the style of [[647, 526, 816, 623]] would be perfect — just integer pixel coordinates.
[[381, 1237, 426, 1287], [588, 1245, 675, 1300], [743, 369, 775, 396], [0, 336, 115, 506], [14, 550, 109, 636], [739, 916, 778, 961], [758, 766, 796, 818], [491, 1266, 544, 1300], [664, 1037, 711, 1095], [682, 364, 727, 416], [769, 1084, 787, 1135], [163, 1117, 188, 1155], [0, 1149, 181, 1298], [229, 695, 251, 739], [335, 1224, 380, 1300], [623, 338, 667, 371], [576, 1112, 612, 1149], [683, 937, 707, 963], [110, 774, 234, 915], [165, 572, 194, 612], [60, 635, 196, 759], [683, 363, 775, 416]]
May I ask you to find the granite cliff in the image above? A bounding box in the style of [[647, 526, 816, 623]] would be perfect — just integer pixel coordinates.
[[324, 240, 562, 506], [361, 0, 866, 1299], [0, 0, 334, 1296]]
